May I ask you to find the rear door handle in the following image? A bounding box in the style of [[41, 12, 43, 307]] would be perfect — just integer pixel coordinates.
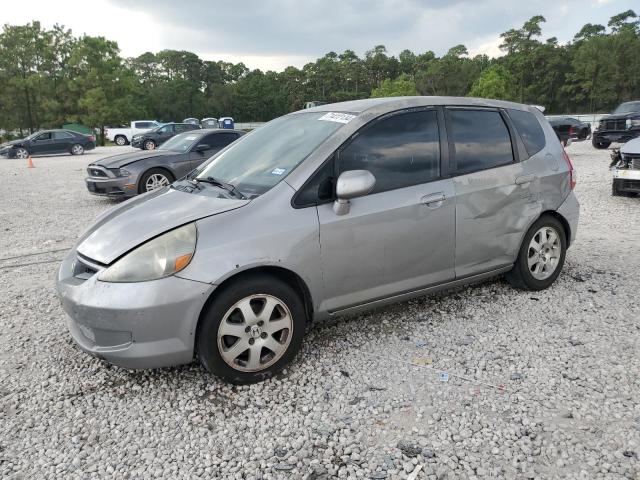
[[421, 192, 445, 208], [515, 174, 535, 185]]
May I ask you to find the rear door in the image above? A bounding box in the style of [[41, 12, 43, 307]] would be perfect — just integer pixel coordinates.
[[446, 107, 539, 278], [52, 131, 76, 152], [314, 108, 456, 312]]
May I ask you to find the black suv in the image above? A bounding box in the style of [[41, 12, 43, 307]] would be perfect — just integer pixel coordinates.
[[592, 101, 640, 149], [131, 123, 200, 150]]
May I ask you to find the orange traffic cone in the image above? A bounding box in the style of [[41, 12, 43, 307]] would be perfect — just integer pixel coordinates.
[[27, 155, 34, 168]]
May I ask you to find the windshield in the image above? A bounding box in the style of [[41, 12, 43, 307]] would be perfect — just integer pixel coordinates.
[[159, 132, 202, 152], [195, 112, 349, 197], [613, 102, 640, 115]]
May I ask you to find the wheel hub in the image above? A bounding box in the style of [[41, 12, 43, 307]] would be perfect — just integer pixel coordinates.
[[527, 226, 561, 281]]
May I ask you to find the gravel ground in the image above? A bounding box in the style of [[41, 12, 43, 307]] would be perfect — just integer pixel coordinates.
[[0, 142, 639, 480]]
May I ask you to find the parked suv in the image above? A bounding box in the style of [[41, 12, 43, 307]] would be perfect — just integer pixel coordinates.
[[592, 100, 640, 149], [57, 97, 579, 384], [131, 123, 200, 150]]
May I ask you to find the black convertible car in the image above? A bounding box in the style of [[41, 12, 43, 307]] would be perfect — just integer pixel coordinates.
[[85, 129, 245, 197], [0, 129, 96, 158]]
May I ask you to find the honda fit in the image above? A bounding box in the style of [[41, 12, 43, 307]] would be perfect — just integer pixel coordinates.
[[57, 97, 580, 384]]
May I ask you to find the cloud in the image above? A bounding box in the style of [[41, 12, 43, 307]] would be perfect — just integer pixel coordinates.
[[2, 0, 637, 70]]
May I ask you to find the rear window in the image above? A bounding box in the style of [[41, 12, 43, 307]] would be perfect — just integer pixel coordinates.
[[508, 109, 546, 156], [448, 109, 514, 174]]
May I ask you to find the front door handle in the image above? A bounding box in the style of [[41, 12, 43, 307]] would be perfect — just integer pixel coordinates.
[[421, 192, 445, 208], [515, 174, 535, 185]]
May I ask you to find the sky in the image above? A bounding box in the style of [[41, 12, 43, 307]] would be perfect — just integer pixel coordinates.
[[0, 0, 635, 70]]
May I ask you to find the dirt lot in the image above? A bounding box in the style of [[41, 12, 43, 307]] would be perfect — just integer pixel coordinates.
[[0, 142, 639, 480]]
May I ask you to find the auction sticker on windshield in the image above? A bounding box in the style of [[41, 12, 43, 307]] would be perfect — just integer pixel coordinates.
[[318, 112, 356, 124]]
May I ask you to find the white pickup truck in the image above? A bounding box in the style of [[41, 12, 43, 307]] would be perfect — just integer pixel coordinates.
[[105, 121, 161, 146]]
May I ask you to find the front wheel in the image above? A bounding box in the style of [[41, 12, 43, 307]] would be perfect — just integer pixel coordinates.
[[197, 274, 307, 384], [138, 168, 174, 193], [505, 216, 566, 291], [143, 139, 156, 150], [14, 147, 29, 159], [70, 144, 84, 155], [592, 137, 611, 149]]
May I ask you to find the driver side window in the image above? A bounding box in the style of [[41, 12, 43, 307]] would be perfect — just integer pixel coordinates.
[[34, 132, 52, 141], [338, 109, 440, 194]]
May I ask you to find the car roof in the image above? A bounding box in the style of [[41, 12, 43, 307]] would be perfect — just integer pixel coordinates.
[[294, 96, 535, 115]]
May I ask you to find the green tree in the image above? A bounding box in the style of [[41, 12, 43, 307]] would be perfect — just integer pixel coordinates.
[[469, 65, 514, 100], [370, 74, 417, 97]]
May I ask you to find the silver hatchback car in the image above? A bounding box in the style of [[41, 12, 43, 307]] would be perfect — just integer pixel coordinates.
[[57, 97, 579, 384]]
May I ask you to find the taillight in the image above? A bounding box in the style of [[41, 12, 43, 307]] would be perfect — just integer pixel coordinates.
[[562, 145, 576, 190], [568, 126, 574, 136], [89, 135, 96, 142]]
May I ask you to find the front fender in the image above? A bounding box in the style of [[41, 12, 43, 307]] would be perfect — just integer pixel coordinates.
[[175, 184, 324, 312]]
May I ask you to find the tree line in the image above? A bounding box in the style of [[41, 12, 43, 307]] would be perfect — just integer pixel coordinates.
[[0, 10, 638, 140]]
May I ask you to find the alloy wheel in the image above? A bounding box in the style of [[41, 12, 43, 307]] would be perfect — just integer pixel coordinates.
[[217, 294, 293, 372], [115, 136, 126, 146], [145, 173, 170, 191], [71, 144, 84, 155], [15, 148, 28, 159], [144, 140, 155, 150], [527, 226, 561, 280]]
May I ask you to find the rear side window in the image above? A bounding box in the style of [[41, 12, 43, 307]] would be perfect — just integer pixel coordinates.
[[508, 109, 546, 156], [448, 109, 514, 174], [209, 133, 239, 147], [135, 122, 153, 128], [338, 109, 440, 194], [53, 131, 74, 139]]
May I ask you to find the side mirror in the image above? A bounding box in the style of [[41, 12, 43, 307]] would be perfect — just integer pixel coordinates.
[[333, 170, 375, 215], [195, 143, 210, 153]]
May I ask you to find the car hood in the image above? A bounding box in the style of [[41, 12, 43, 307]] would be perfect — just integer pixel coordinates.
[[76, 187, 249, 264], [93, 149, 177, 169], [621, 137, 640, 155], [603, 112, 640, 121]]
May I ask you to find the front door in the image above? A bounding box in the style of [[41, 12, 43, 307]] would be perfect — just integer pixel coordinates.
[[29, 132, 54, 154], [316, 109, 456, 313], [445, 108, 539, 278]]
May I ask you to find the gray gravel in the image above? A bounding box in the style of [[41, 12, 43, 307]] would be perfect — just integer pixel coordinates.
[[1, 142, 639, 479]]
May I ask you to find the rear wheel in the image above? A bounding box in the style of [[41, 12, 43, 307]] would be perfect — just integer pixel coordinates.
[[592, 137, 611, 149], [197, 274, 306, 384], [505, 215, 566, 291], [143, 139, 156, 150], [114, 135, 127, 146], [138, 168, 173, 193], [70, 144, 84, 155]]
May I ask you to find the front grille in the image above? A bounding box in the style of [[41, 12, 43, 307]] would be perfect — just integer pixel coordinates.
[[600, 119, 626, 131]]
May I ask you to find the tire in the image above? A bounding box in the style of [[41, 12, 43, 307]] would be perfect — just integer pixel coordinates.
[[114, 135, 127, 146], [505, 215, 567, 291], [197, 274, 307, 384], [13, 147, 29, 159], [138, 168, 174, 193], [70, 144, 84, 155], [143, 139, 156, 150], [592, 137, 611, 149]]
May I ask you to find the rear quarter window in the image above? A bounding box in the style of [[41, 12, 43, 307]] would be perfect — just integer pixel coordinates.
[[508, 109, 546, 156]]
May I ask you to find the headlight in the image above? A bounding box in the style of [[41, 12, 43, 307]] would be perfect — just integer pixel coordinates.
[[111, 168, 131, 177], [626, 119, 640, 129], [98, 223, 197, 282]]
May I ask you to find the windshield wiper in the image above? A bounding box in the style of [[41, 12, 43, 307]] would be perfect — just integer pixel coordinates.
[[192, 176, 246, 199]]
